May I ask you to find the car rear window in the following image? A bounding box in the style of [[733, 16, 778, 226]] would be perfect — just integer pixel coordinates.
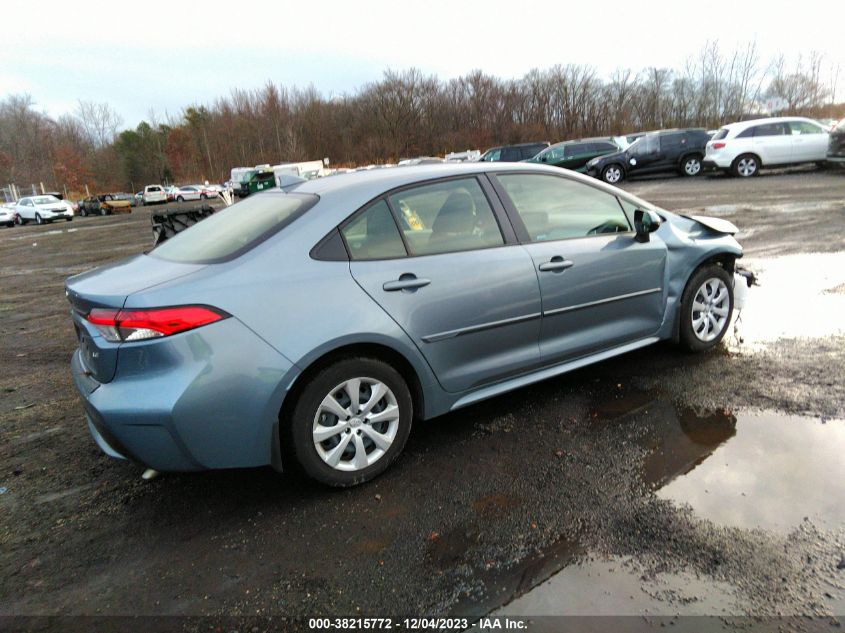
[[151, 192, 318, 263], [711, 129, 729, 141]]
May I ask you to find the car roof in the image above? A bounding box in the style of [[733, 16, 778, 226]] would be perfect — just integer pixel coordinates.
[[295, 162, 615, 200], [548, 137, 617, 148], [720, 116, 818, 131], [485, 141, 549, 151]]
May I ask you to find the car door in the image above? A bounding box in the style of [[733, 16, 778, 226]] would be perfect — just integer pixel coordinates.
[[627, 134, 661, 175], [789, 120, 828, 162], [752, 122, 791, 164], [539, 146, 567, 168], [345, 176, 542, 393], [562, 143, 590, 170], [16, 198, 33, 220], [490, 172, 667, 363]]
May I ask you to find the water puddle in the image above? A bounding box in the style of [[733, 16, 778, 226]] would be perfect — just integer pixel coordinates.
[[654, 411, 845, 532], [477, 400, 845, 617], [732, 252, 845, 346], [495, 555, 738, 616]]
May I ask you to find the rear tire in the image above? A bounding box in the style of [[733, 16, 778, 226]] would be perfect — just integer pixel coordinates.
[[35, 213, 43, 225], [99, 207, 108, 216], [284, 357, 413, 487], [732, 154, 760, 178], [679, 265, 734, 352], [681, 155, 703, 177], [177, 195, 184, 202]]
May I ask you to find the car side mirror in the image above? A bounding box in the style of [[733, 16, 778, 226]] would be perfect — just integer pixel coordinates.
[[634, 209, 661, 242]]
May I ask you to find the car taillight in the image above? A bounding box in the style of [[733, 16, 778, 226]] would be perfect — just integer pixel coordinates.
[[87, 306, 229, 342], [712, 142, 726, 149]]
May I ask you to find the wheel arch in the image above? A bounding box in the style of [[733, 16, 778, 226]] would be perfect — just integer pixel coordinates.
[[273, 340, 428, 471], [680, 150, 704, 164], [732, 151, 763, 169], [671, 250, 739, 343]]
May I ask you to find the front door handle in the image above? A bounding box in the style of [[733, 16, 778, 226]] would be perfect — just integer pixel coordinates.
[[538, 256, 574, 272], [383, 274, 431, 292]]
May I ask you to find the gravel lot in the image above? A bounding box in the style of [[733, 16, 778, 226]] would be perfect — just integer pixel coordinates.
[[1, 167, 844, 630]]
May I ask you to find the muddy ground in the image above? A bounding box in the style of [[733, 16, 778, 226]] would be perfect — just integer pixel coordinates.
[[1, 166, 844, 631]]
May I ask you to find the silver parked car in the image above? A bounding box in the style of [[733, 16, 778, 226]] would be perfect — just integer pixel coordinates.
[[66, 163, 742, 486]]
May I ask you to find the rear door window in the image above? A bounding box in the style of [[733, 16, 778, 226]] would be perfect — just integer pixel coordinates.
[[753, 123, 788, 137], [659, 133, 685, 151], [388, 178, 503, 256], [341, 200, 407, 260]]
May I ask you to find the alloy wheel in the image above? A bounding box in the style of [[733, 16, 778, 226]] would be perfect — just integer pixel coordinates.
[[684, 158, 701, 176], [603, 166, 622, 183], [312, 377, 400, 472], [691, 277, 730, 342], [737, 157, 757, 177]]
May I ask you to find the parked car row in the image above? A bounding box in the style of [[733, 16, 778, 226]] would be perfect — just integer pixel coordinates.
[[478, 116, 842, 183]]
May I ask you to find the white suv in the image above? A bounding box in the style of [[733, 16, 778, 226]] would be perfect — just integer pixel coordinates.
[[142, 185, 168, 205], [704, 117, 829, 177], [15, 195, 74, 224]]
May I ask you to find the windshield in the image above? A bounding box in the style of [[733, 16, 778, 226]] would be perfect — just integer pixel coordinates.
[[32, 196, 61, 205], [151, 192, 319, 264]]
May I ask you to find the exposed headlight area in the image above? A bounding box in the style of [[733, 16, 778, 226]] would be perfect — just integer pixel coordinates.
[[86, 305, 229, 342]]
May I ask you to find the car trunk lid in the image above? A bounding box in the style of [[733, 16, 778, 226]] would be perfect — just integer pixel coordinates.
[[66, 255, 206, 383]]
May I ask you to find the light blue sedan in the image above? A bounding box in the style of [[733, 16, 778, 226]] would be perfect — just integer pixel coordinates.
[[66, 163, 742, 486]]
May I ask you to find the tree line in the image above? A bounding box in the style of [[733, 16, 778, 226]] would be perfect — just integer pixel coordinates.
[[0, 42, 841, 196]]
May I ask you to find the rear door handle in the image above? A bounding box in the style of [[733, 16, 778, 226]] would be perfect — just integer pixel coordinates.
[[383, 274, 431, 292], [538, 256, 574, 272]]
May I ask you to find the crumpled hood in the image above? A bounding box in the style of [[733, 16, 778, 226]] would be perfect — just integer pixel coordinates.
[[681, 214, 739, 235]]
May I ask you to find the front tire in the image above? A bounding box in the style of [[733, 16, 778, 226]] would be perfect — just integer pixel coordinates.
[[679, 265, 734, 352], [732, 154, 760, 178], [602, 164, 624, 184], [177, 196, 184, 202], [35, 213, 43, 225], [99, 207, 108, 216], [284, 357, 413, 487]]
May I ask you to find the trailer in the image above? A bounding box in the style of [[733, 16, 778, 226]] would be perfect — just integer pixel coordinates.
[[151, 205, 216, 245]]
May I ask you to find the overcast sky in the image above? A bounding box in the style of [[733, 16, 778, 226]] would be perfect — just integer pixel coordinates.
[[2, 0, 842, 128]]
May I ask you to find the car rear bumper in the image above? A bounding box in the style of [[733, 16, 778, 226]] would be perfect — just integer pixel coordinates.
[[71, 317, 298, 472], [703, 155, 732, 169]]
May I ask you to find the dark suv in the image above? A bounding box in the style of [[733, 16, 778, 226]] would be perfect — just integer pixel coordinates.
[[585, 129, 711, 183], [479, 142, 550, 162], [525, 137, 623, 173]]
